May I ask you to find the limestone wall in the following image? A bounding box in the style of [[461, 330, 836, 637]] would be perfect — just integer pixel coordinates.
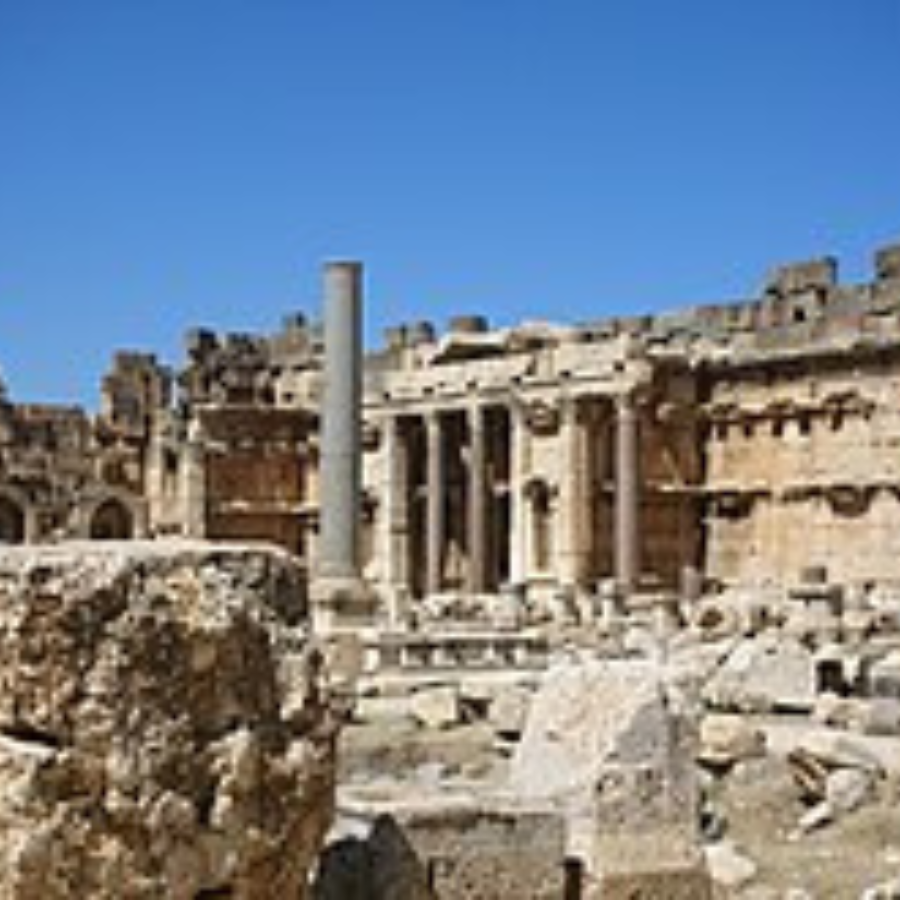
[[705, 352, 900, 586]]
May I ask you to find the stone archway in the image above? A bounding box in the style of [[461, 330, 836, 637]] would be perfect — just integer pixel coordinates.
[[0, 495, 25, 544], [89, 498, 134, 540]]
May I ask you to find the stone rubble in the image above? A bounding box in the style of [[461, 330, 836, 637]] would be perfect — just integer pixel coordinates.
[[0, 541, 339, 900]]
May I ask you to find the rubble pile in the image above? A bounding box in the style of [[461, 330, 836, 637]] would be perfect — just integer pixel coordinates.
[[0, 541, 339, 900]]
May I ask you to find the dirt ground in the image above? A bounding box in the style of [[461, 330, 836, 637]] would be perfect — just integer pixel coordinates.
[[713, 755, 900, 898]]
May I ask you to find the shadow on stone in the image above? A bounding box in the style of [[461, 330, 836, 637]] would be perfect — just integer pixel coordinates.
[[312, 814, 433, 900]]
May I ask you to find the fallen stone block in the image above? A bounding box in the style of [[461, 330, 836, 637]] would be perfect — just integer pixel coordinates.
[[410, 685, 460, 730], [703, 636, 816, 713], [698, 714, 766, 768]]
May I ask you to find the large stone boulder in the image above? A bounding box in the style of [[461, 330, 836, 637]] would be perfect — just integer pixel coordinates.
[[509, 659, 696, 823], [703, 635, 816, 713], [0, 540, 339, 899], [508, 659, 710, 896]]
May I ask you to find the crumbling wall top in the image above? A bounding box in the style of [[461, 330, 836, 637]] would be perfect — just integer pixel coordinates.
[[764, 257, 838, 299]]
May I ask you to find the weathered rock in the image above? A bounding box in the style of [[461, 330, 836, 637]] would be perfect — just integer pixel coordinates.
[[811, 691, 859, 729], [354, 694, 413, 725], [591, 833, 713, 900], [703, 635, 816, 713], [849, 698, 900, 737], [409, 685, 460, 730], [704, 840, 758, 891], [0, 540, 339, 900], [698, 714, 766, 768], [860, 876, 900, 899], [487, 684, 532, 741], [509, 659, 708, 891], [870, 651, 900, 699], [788, 731, 884, 775], [324, 789, 566, 900], [509, 660, 695, 817], [825, 766, 874, 814], [795, 764, 876, 833]]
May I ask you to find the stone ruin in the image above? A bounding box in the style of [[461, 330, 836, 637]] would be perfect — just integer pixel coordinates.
[[4, 245, 900, 895], [0, 541, 339, 899], [4, 244, 900, 608]]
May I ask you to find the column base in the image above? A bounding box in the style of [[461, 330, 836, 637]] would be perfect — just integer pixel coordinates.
[[310, 575, 379, 634]]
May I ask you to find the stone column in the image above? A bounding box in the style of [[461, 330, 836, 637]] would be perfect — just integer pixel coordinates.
[[180, 418, 207, 539], [557, 397, 589, 586], [318, 261, 363, 581], [508, 402, 530, 586], [614, 392, 641, 591], [380, 415, 410, 620], [466, 404, 488, 594], [425, 411, 445, 596]]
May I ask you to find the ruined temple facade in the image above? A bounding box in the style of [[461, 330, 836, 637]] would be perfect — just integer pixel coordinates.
[[3, 242, 900, 608]]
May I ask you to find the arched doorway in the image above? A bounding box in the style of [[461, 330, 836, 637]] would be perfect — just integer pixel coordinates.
[[89, 498, 134, 540], [0, 496, 25, 544]]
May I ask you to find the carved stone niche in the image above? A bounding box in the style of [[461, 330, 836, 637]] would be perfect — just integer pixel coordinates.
[[523, 400, 560, 436]]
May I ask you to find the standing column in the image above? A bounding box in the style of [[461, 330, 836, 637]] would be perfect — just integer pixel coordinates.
[[381, 415, 410, 591], [466, 404, 488, 594], [425, 411, 445, 596], [181, 418, 207, 538], [557, 397, 589, 585], [614, 392, 641, 591], [318, 260, 363, 581], [508, 402, 530, 586]]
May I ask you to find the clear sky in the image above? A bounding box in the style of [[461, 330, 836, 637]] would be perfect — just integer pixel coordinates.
[[1, 0, 899, 406]]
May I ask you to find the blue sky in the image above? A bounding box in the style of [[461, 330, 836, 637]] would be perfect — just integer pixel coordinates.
[[1, 0, 899, 405]]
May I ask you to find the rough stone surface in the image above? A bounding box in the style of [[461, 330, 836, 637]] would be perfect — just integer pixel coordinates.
[[409, 685, 460, 731], [487, 684, 532, 741], [588, 833, 713, 900], [509, 660, 694, 816], [0, 540, 338, 900], [704, 839, 759, 891], [509, 658, 705, 889], [320, 791, 565, 900], [703, 636, 816, 713], [698, 714, 766, 768]]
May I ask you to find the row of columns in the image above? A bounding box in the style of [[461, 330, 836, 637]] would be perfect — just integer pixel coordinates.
[[382, 393, 642, 598]]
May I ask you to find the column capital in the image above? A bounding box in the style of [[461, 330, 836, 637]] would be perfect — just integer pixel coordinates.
[[614, 391, 637, 415]]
